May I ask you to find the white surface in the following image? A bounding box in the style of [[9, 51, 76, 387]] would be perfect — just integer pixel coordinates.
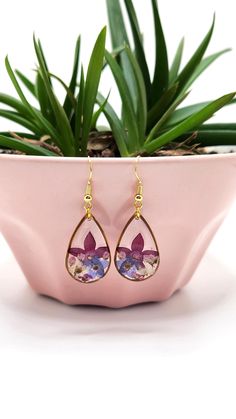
[[1, 0, 236, 417]]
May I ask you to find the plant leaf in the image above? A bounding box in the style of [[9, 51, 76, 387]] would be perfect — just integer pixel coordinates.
[[0, 93, 35, 118], [92, 92, 110, 129], [81, 27, 107, 154], [33, 36, 75, 156], [143, 92, 236, 154], [0, 131, 39, 139], [106, 0, 130, 49], [125, 46, 147, 142], [199, 123, 236, 131], [175, 15, 215, 96], [123, 0, 151, 101], [106, 0, 137, 107], [147, 83, 179, 130], [146, 92, 189, 142], [75, 67, 85, 153], [15, 70, 36, 97], [97, 92, 129, 156], [37, 38, 51, 84], [49, 72, 77, 111], [5, 56, 63, 149], [165, 101, 211, 127], [0, 109, 41, 134], [184, 48, 231, 91], [63, 36, 81, 117], [151, 0, 169, 104], [194, 130, 236, 146], [0, 134, 57, 156], [105, 49, 139, 149], [35, 71, 56, 125], [165, 97, 236, 128], [169, 38, 184, 84], [33, 38, 57, 125]]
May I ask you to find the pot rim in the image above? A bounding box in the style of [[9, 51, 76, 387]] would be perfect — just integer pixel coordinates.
[[0, 152, 236, 164]]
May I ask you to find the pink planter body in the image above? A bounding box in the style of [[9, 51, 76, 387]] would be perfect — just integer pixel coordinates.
[[0, 153, 236, 308]]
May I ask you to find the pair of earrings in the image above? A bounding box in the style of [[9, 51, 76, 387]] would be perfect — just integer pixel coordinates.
[[65, 157, 160, 283]]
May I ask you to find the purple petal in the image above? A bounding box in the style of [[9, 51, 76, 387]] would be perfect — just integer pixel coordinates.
[[95, 246, 109, 258], [142, 250, 158, 256], [131, 234, 144, 252], [69, 248, 85, 257], [130, 251, 143, 261], [84, 232, 96, 252], [117, 247, 131, 256]]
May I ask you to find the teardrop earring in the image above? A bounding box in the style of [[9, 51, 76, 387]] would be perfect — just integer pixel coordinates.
[[114, 157, 160, 281], [65, 158, 111, 283]]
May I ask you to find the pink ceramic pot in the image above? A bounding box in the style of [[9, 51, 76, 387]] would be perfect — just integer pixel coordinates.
[[0, 153, 236, 308]]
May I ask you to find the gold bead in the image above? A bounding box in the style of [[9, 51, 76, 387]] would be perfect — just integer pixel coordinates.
[[84, 194, 92, 202], [135, 194, 143, 202]]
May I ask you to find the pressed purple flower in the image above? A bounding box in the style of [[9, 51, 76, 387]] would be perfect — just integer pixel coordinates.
[[68, 232, 110, 281], [116, 233, 159, 280], [117, 233, 158, 262], [69, 232, 109, 260]]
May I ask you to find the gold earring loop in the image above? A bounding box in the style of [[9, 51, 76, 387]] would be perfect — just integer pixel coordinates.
[[65, 156, 111, 283], [114, 155, 160, 281]]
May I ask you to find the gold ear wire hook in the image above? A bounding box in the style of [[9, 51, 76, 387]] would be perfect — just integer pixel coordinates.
[[84, 157, 93, 219], [134, 156, 143, 219], [88, 156, 92, 183], [134, 156, 143, 195]]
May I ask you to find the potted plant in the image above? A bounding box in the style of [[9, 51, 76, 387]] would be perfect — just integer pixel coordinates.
[[0, 0, 236, 308]]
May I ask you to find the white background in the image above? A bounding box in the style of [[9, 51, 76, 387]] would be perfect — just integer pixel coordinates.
[[1, 0, 236, 418]]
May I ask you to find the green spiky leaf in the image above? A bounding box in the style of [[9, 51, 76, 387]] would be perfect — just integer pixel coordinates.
[[194, 129, 236, 146], [143, 92, 236, 154], [15, 70, 36, 97], [63, 36, 81, 117], [184, 48, 231, 91], [92, 92, 110, 129], [146, 92, 189, 142], [97, 92, 129, 156], [0, 109, 41, 134], [123, 0, 151, 100], [151, 0, 169, 104], [0, 134, 57, 156], [105, 49, 139, 149], [106, 0, 137, 105], [169, 38, 184, 84], [124, 45, 147, 141], [5, 56, 63, 149], [147, 83, 179, 130], [175, 15, 215, 96], [81, 27, 107, 154], [74, 67, 84, 151], [33, 36, 75, 155]]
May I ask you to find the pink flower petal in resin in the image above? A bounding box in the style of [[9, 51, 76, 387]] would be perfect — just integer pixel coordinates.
[[115, 215, 160, 281], [66, 216, 111, 283]]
